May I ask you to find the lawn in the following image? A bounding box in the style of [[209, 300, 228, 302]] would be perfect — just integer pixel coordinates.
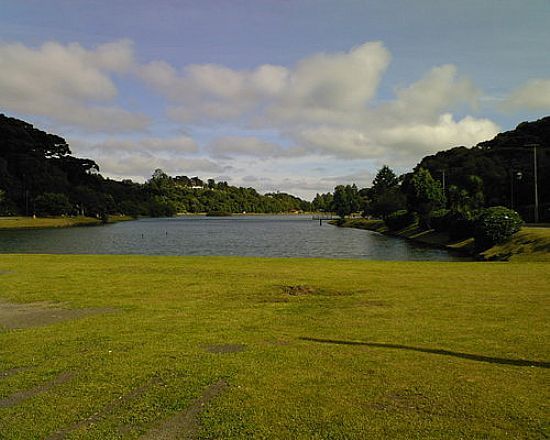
[[0, 216, 134, 230], [0, 255, 548, 439]]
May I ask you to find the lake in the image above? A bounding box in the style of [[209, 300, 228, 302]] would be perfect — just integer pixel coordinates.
[[0, 215, 466, 261]]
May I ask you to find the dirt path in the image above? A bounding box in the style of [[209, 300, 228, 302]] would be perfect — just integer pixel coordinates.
[[0, 371, 73, 408], [47, 377, 165, 440], [0, 366, 30, 380], [140, 379, 228, 440]]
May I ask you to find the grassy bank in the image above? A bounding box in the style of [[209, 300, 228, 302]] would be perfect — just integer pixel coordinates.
[[0, 215, 134, 230], [481, 227, 550, 262], [336, 218, 550, 261], [0, 254, 548, 438], [335, 218, 474, 254]]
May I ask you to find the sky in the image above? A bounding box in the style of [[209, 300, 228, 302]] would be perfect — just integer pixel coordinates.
[[1, 0, 549, 199]]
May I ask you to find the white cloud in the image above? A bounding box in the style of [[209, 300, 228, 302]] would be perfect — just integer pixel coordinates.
[[375, 64, 480, 124], [0, 40, 148, 132], [138, 42, 496, 166], [207, 136, 285, 158], [501, 78, 550, 111], [89, 152, 227, 181], [268, 41, 390, 125], [140, 60, 290, 122], [140, 41, 389, 125], [74, 135, 198, 154], [375, 114, 500, 161]]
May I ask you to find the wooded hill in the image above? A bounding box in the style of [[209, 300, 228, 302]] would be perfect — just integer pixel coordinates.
[[417, 116, 550, 221], [0, 114, 310, 217]]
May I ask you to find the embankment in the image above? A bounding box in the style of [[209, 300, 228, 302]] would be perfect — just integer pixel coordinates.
[[334, 218, 550, 261]]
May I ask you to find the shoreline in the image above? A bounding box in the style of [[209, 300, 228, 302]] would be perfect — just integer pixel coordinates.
[[333, 218, 550, 262]]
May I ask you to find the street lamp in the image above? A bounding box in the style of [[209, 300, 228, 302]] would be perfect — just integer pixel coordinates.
[[510, 170, 522, 210]]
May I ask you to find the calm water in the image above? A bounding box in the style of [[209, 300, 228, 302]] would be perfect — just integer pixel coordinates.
[[0, 215, 466, 261]]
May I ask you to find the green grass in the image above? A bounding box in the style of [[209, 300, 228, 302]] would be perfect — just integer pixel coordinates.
[[0, 255, 549, 439], [481, 227, 550, 262], [0, 216, 100, 229], [0, 215, 134, 230], [338, 218, 550, 261]]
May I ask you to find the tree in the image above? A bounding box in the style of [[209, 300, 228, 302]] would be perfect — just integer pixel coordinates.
[[332, 184, 361, 218], [369, 165, 399, 198], [403, 168, 446, 228], [363, 166, 405, 218], [34, 192, 73, 216]]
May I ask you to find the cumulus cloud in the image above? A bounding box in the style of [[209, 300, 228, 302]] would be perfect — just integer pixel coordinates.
[[0, 40, 148, 132], [500, 79, 550, 111], [138, 42, 496, 165], [140, 41, 389, 125], [375, 114, 500, 161], [374, 64, 480, 125], [140, 60, 289, 122]]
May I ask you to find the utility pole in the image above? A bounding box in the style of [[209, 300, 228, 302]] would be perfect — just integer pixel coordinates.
[[525, 144, 540, 223]]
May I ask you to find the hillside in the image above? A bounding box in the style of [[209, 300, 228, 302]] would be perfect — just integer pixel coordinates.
[[417, 116, 550, 222]]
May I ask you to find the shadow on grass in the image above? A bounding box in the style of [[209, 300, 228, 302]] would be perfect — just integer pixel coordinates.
[[299, 337, 550, 369]]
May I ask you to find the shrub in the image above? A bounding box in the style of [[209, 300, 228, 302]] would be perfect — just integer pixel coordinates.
[[430, 209, 450, 232], [384, 210, 417, 231], [473, 206, 523, 249]]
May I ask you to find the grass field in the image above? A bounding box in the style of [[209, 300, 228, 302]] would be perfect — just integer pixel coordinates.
[[0, 216, 134, 230], [0, 255, 548, 439]]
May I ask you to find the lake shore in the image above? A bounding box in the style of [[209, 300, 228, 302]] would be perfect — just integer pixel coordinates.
[[334, 218, 550, 261]]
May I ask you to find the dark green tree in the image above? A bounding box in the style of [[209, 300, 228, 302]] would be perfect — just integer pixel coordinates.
[[332, 184, 361, 218], [403, 168, 446, 228], [34, 192, 73, 216], [363, 165, 405, 218]]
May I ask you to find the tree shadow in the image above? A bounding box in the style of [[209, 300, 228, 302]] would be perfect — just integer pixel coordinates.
[[299, 337, 549, 368]]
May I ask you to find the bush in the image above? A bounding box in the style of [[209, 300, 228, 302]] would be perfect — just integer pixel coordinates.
[[430, 209, 450, 232], [384, 210, 417, 231], [473, 206, 523, 249]]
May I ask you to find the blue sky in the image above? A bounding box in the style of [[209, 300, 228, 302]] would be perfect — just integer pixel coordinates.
[[1, 0, 549, 198]]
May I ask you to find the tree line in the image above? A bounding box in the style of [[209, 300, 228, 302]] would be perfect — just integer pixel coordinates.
[[0, 114, 311, 218], [1, 113, 548, 226]]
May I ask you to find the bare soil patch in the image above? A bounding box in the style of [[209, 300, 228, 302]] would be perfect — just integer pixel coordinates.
[[0, 371, 73, 408], [280, 284, 318, 296], [140, 379, 228, 440], [204, 344, 246, 354], [0, 300, 115, 330]]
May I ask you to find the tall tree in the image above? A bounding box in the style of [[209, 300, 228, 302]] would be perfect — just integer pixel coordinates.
[[332, 184, 361, 218], [364, 165, 405, 218], [403, 168, 446, 228]]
